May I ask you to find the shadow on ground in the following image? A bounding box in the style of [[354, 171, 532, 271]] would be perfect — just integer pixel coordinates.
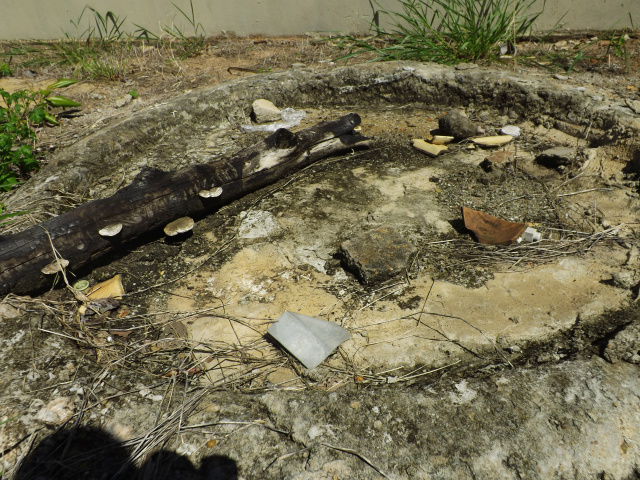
[[14, 426, 238, 480]]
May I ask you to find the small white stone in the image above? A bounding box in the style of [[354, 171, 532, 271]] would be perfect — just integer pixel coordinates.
[[252, 99, 281, 123], [36, 397, 75, 425], [115, 94, 133, 108], [500, 125, 521, 138]]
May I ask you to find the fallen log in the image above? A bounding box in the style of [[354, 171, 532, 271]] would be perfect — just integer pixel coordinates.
[[0, 113, 369, 296]]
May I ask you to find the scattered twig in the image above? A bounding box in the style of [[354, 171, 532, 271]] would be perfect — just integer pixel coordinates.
[[557, 187, 613, 197], [321, 443, 391, 479]]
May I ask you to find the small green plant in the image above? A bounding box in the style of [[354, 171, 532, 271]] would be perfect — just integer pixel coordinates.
[[0, 89, 41, 191], [0, 203, 28, 226], [0, 80, 80, 191], [0, 63, 11, 77], [604, 30, 630, 74], [334, 0, 545, 65], [68, 6, 127, 48], [128, 89, 139, 99], [0, 7, 131, 81], [135, 0, 207, 59]]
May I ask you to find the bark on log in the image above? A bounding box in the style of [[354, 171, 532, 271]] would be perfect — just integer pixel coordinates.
[[0, 113, 369, 296]]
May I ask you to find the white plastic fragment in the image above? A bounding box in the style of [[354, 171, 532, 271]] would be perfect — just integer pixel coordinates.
[[517, 227, 541, 243], [99, 223, 123, 237], [500, 125, 521, 138], [267, 311, 351, 369], [241, 108, 306, 133], [198, 187, 223, 198], [41, 259, 69, 275]]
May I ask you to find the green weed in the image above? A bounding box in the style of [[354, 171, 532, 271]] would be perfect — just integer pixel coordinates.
[[68, 6, 127, 48], [0, 63, 11, 77], [135, 0, 207, 59], [0, 80, 80, 192], [0, 7, 131, 81], [526, 12, 634, 74], [333, 0, 545, 65]]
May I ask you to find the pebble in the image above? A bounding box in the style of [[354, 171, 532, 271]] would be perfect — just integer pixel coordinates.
[[35, 397, 75, 425], [115, 94, 133, 108], [611, 271, 636, 290], [0, 304, 20, 319], [176, 443, 198, 456], [454, 63, 478, 70]]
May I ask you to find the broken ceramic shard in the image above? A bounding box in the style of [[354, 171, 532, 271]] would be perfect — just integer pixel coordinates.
[[198, 187, 223, 198], [98, 223, 123, 237], [462, 207, 527, 246], [86, 274, 125, 299], [41, 259, 69, 275], [164, 216, 194, 236], [412, 139, 448, 157], [472, 135, 513, 147], [267, 311, 351, 369], [79, 274, 125, 315], [431, 135, 455, 145]]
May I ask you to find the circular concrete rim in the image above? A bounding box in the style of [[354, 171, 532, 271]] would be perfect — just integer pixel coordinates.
[[6, 60, 640, 210]]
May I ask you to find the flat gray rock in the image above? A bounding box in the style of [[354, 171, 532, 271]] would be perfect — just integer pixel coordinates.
[[339, 227, 416, 284]]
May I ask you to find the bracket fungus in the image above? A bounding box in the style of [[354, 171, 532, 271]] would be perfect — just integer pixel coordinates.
[[164, 217, 194, 237], [98, 223, 123, 237], [198, 187, 223, 198], [41, 259, 70, 275]]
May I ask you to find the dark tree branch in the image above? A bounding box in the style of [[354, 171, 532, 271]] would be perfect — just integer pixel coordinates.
[[0, 113, 369, 296]]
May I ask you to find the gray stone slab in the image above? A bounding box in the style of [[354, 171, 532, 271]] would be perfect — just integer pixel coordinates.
[[339, 227, 416, 284]]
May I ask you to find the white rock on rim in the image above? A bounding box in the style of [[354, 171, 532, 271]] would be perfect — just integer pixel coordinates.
[[252, 99, 281, 123]]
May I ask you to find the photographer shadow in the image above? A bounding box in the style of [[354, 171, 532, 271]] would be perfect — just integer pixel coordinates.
[[14, 426, 238, 480]]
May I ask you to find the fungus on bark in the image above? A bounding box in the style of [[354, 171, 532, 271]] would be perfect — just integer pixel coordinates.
[[164, 217, 194, 236]]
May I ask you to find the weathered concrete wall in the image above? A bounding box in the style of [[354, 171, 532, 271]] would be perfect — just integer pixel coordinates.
[[1, 0, 637, 41]]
